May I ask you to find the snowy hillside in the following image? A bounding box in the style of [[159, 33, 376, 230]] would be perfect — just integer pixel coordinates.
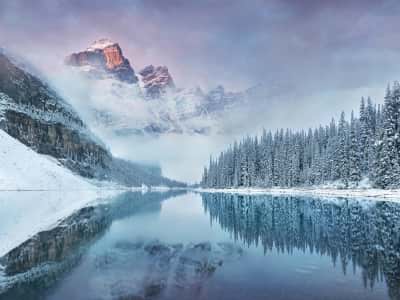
[[0, 130, 118, 255], [0, 130, 94, 191]]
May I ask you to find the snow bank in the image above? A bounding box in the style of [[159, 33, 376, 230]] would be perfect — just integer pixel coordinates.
[[196, 187, 400, 202], [0, 130, 125, 256], [0, 130, 95, 191], [150, 186, 172, 191]]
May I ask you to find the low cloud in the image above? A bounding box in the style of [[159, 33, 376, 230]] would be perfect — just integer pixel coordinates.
[[0, 0, 398, 181]]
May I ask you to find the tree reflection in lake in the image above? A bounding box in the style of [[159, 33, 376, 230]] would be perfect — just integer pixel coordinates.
[[201, 193, 400, 299], [2, 192, 400, 300]]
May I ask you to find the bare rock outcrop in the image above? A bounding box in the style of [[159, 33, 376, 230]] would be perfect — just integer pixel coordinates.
[[65, 39, 138, 83]]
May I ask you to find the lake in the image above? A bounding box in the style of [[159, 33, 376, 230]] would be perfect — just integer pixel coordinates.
[[1, 191, 399, 300]]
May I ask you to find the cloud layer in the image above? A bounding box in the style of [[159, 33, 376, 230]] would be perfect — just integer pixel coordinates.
[[1, 0, 399, 91]]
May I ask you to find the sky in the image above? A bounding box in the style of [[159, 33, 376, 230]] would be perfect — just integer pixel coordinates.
[[1, 0, 400, 182], [1, 0, 400, 91]]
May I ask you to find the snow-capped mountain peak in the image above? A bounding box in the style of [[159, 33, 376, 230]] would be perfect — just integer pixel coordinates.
[[63, 39, 248, 136], [87, 38, 117, 51], [65, 39, 138, 83]]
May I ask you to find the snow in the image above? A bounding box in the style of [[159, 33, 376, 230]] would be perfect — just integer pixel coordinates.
[[87, 39, 116, 51], [0, 92, 85, 134], [53, 68, 219, 137], [0, 130, 125, 256], [150, 185, 172, 191], [0, 130, 95, 191], [0, 51, 107, 149], [196, 187, 400, 202]]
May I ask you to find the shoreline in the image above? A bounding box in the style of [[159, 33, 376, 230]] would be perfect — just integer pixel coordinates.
[[194, 187, 400, 201]]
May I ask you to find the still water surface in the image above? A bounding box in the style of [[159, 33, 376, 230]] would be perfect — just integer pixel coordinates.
[[1, 191, 400, 300]]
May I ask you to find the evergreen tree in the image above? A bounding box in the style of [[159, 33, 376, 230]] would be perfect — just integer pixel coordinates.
[[201, 83, 400, 190], [338, 111, 349, 186], [375, 85, 400, 188], [349, 111, 361, 183]]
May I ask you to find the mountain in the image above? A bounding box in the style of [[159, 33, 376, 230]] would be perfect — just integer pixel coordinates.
[[65, 39, 138, 84], [63, 39, 246, 136], [0, 129, 93, 190], [138, 65, 175, 98], [204, 85, 244, 113], [0, 50, 109, 178], [0, 49, 182, 187]]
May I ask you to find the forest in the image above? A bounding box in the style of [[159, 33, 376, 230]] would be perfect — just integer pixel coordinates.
[[202, 83, 400, 189]]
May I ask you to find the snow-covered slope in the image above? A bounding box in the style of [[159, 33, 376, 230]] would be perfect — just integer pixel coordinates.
[[0, 50, 179, 187], [0, 130, 119, 256], [0, 51, 111, 179], [0, 130, 94, 190]]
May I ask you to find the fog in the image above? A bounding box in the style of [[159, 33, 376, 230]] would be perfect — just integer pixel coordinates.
[[49, 68, 245, 183], [1, 0, 399, 182], [46, 65, 386, 183]]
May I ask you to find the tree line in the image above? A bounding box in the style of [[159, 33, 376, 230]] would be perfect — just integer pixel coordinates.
[[201, 82, 400, 189]]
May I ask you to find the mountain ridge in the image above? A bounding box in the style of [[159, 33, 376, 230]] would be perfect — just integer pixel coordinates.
[[0, 50, 184, 187], [63, 39, 251, 136]]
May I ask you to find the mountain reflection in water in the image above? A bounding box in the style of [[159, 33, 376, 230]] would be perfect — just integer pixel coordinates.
[[0, 190, 185, 299], [1, 192, 400, 300]]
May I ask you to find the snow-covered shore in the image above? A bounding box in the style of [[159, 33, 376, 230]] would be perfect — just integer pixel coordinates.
[[0, 130, 125, 257], [195, 187, 400, 202]]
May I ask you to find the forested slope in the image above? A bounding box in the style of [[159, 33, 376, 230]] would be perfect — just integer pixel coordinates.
[[202, 83, 400, 189]]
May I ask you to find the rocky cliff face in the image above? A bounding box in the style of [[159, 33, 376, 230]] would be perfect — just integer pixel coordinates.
[[65, 39, 138, 84], [139, 65, 175, 98], [0, 51, 182, 186], [204, 85, 243, 113], [0, 51, 111, 178], [63, 39, 247, 136]]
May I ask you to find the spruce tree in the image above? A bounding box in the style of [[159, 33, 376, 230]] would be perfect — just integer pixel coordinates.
[[338, 111, 349, 186], [200, 84, 399, 190], [348, 111, 361, 183]]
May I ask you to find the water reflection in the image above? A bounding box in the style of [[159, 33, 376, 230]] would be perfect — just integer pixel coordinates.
[[0, 190, 185, 299], [2, 191, 400, 300], [201, 193, 400, 299]]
